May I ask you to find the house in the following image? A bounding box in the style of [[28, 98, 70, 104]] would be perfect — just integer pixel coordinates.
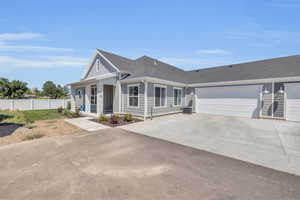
[[69, 49, 300, 122]]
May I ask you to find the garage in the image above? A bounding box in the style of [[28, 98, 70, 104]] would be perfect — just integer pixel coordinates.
[[195, 85, 262, 118], [286, 83, 300, 122]]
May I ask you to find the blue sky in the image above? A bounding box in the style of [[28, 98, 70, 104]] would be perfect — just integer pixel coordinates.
[[1, 0, 300, 88]]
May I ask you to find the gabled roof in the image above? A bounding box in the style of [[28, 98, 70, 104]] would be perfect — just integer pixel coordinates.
[[92, 49, 300, 84]]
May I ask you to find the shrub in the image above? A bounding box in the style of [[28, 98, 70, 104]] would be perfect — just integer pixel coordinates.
[[67, 101, 71, 110], [110, 114, 120, 124], [99, 114, 108, 121], [57, 107, 63, 113], [75, 108, 80, 116], [124, 113, 133, 122], [22, 133, 44, 141]]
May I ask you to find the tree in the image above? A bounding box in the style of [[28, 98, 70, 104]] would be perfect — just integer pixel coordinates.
[[42, 81, 68, 99], [0, 78, 29, 99], [42, 81, 58, 98]]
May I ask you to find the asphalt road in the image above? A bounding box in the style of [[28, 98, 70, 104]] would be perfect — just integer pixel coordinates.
[[0, 128, 300, 200]]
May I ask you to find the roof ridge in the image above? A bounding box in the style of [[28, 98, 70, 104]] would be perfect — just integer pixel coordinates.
[[97, 49, 133, 61]]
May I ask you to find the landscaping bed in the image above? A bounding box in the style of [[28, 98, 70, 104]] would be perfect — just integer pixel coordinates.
[[0, 109, 83, 145], [90, 114, 143, 127]]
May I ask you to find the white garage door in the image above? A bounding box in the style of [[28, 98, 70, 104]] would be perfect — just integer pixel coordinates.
[[195, 85, 261, 118], [286, 83, 300, 122]]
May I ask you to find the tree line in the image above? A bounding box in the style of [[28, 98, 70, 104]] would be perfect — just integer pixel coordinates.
[[0, 78, 69, 99]]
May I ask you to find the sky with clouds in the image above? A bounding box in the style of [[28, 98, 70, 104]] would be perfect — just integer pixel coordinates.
[[1, 0, 300, 88]]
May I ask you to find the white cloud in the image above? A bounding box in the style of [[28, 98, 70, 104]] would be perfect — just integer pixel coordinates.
[[0, 33, 44, 41], [0, 55, 88, 69], [196, 49, 231, 55], [0, 43, 73, 52]]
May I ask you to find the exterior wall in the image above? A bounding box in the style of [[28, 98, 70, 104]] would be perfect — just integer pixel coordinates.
[[185, 87, 195, 112], [85, 55, 116, 79], [286, 82, 300, 121], [147, 83, 185, 117], [261, 83, 273, 117], [121, 82, 145, 116]]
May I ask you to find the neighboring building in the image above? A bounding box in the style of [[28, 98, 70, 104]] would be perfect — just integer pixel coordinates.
[[69, 49, 300, 122]]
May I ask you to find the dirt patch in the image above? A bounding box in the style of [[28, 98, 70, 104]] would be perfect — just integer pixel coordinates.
[[90, 118, 143, 127], [0, 119, 82, 145]]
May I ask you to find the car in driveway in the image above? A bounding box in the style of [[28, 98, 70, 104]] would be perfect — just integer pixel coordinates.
[[121, 113, 300, 176]]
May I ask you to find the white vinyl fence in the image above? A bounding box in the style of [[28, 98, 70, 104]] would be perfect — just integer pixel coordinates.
[[0, 99, 70, 111]]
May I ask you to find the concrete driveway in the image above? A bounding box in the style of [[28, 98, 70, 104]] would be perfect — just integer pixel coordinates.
[[0, 128, 300, 200], [121, 113, 300, 176]]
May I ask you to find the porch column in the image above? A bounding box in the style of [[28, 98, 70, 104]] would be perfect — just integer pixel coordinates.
[[113, 79, 121, 113], [85, 85, 91, 113], [97, 80, 103, 116], [144, 81, 148, 120]]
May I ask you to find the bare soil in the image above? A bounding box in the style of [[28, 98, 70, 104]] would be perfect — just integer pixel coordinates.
[[0, 119, 82, 145]]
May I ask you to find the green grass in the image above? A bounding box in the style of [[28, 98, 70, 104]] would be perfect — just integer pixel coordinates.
[[22, 133, 44, 141], [0, 109, 64, 124]]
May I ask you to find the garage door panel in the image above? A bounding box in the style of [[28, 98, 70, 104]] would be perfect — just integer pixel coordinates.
[[196, 85, 261, 118]]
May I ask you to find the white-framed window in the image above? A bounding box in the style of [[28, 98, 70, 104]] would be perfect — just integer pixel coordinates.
[[128, 84, 139, 107], [154, 84, 167, 108], [96, 59, 100, 72], [90, 85, 97, 105], [173, 87, 182, 106]]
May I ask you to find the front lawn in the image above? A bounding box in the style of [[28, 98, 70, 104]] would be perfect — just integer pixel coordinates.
[[0, 109, 64, 124]]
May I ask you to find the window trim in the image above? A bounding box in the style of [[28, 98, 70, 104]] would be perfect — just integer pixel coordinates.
[[90, 85, 97, 105], [173, 87, 183, 107], [154, 84, 167, 108], [127, 84, 140, 108]]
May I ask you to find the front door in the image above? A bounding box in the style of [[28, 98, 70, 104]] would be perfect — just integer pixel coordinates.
[[261, 82, 285, 119], [90, 85, 97, 113], [103, 85, 114, 114]]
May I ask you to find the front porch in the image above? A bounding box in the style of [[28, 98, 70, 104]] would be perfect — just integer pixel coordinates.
[[70, 76, 121, 117]]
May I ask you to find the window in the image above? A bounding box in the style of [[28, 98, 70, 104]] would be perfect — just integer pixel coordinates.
[[155, 85, 166, 107], [96, 59, 100, 72], [173, 88, 182, 106], [128, 84, 139, 107], [90, 85, 97, 105]]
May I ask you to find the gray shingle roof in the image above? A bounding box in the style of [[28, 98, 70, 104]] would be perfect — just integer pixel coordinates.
[[98, 49, 300, 84]]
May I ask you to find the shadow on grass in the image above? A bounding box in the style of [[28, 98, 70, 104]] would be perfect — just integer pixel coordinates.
[[0, 114, 13, 123]]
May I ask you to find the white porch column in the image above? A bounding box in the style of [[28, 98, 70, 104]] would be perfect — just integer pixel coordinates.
[[85, 85, 91, 113], [113, 79, 121, 113], [97, 80, 103, 116], [144, 81, 148, 120]]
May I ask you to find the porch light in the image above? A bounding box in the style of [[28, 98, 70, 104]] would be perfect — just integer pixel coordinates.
[[263, 88, 270, 94], [277, 87, 284, 94]]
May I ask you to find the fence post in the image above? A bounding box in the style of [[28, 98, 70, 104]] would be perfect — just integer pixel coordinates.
[[31, 99, 34, 110]]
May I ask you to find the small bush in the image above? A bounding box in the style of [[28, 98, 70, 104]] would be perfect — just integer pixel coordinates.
[[22, 133, 44, 141], [110, 114, 120, 124], [99, 114, 108, 121], [25, 125, 37, 129], [57, 107, 63, 113], [67, 101, 71, 110], [75, 108, 80, 116], [124, 113, 133, 122]]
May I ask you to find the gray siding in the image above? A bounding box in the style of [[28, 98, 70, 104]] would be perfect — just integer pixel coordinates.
[[147, 83, 185, 116], [262, 83, 273, 117], [86, 55, 116, 79], [185, 87, 195, 112], [121, 82, 145, 116]]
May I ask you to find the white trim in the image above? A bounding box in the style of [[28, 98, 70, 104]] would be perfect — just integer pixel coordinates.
[[97, 50, 120, 72], [189, 76, 300, 87], [127, 83, 140, 108], [144, 81, 148, 119], [82, 50, 121, 80], [121, 76, 186, 87], [173, 87, 183, 107], [154, 84, 167, 108]]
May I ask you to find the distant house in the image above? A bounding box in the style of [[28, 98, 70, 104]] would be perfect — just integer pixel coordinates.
[[69, 49, 300, 122]]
